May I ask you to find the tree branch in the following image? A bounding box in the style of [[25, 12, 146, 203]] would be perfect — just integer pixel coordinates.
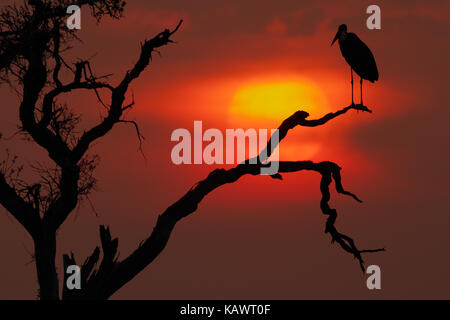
[[70, 104, 382, 299], [0, 172, 40, 237], [70, 20, 183, 164], [40, 80, 113, 129], [46, 21, 183, 231]]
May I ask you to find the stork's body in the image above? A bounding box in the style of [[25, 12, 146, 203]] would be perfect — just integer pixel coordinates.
[[331, 24, 378, 106]]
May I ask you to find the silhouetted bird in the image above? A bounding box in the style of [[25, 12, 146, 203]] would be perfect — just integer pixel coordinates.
[[331, 24, 378, 106]]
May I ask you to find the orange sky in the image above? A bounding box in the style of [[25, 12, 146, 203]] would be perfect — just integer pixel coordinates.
[[0, 0, 450, 299]]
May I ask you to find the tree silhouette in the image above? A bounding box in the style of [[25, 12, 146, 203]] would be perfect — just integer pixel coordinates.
[[0, 0, 383, 300]]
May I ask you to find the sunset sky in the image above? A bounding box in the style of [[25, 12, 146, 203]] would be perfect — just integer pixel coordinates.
[[0, 0, 449, 299]]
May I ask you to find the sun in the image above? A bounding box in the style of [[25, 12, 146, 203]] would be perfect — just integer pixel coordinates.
[[229, 80, 329, 122], [227, 79, 330, 160]]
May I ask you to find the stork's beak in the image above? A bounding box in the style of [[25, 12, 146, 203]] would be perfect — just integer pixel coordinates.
[[331, 31, 339, 46]]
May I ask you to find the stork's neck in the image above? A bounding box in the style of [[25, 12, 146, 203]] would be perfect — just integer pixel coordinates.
[[339, 31, 347, 42]]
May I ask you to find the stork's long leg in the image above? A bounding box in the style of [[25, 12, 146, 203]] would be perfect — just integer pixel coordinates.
[[360, 77, 363, 106], [350, 67, 354, 105]]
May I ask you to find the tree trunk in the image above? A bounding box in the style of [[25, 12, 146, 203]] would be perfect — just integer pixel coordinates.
[[34, 231, 59, 300]]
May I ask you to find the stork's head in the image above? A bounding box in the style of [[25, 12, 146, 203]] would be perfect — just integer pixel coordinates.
[[331, 24, 347, 46]]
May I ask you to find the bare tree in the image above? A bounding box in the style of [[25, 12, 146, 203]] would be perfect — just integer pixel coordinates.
[[0, 0, 383, 300]]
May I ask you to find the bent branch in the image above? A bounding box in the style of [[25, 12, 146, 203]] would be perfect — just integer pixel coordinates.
[[66, 103, 383, 299], [70, 20, 183, 163]]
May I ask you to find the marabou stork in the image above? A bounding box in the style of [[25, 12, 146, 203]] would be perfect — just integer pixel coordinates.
[[331, 24, 378, 106]]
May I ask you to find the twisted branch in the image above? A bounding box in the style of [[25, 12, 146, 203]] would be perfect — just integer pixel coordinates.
[[66, 103, 383, 299]]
